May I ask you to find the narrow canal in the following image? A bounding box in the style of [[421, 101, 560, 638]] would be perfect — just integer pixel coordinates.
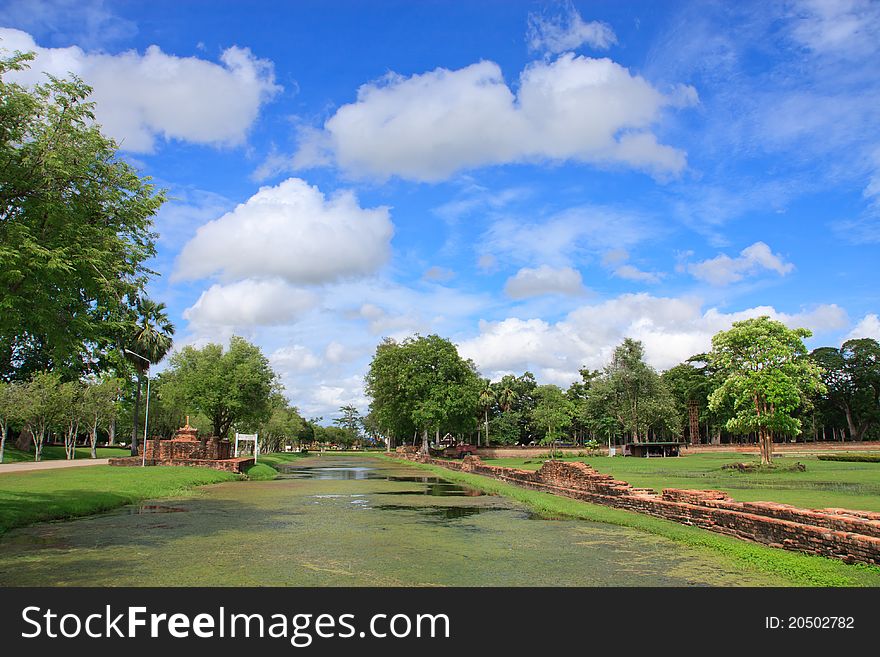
[[0, 456, 786, 586]]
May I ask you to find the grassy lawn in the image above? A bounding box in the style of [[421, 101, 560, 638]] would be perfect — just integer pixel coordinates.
[[1, 445, 131, 464], [0, 466, 237, 534], [483, 452, 880, 512], [384, 456, 880, 587]]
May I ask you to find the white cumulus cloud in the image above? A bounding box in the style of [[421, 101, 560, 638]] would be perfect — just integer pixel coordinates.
[[504, 265, 586, 299], [459, 294, 847, 385], [183, 278, 318, 328], [292, 53, 695, 182], [0, 27, 280, 152], [687, 241, 794, 285], [174, 178, 393, 284], [846, 313, 880, 341]]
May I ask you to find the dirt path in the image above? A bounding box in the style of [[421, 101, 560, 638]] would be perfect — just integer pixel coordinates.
[[0, 458, 110, 474]]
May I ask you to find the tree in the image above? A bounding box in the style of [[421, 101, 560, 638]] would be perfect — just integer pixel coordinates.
[[16, 371, 61, 461], [164, 336, 278, 439], [56, 380, 84, 459], [602, 338, 678, 442], [708, 316, 824, 464], [365, 335, 480, 453], [0, 52, 166, 380], [477, 380, 495, 447], [662, 362, 713, 445], [0, 381, 22, 463], [125, 298, 175, 455], [82, 377, 121, 458], [531, 384, 575, 455], [811, 339, 880, 441], [333, 404, 363, 445], [259, 394, 305, 453]]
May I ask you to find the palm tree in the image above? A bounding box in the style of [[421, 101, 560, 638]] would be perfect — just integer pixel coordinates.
[[125, 298, 175, 456], [478, 380, 495, 447], [497, 384, 518, 413]]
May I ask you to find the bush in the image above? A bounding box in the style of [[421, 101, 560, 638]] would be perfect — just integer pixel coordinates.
[[243, 463, 278, 480], [816, 453, 880, 463]]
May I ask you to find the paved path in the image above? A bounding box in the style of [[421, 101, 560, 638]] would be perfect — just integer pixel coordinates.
[[0, 458, 110, 474]]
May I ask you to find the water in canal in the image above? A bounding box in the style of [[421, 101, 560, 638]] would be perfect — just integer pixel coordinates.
[[0, 456, 786, 586]]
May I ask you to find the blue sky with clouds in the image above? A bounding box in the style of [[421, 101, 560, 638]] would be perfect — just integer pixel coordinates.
[[2, 0, 879, 421]]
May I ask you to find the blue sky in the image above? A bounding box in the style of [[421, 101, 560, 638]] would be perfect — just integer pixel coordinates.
[[2, 0, 879, 421]]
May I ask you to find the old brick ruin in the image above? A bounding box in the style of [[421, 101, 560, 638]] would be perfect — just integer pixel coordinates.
[[109, 420, 254, 473], [393, 451, 880, 566]]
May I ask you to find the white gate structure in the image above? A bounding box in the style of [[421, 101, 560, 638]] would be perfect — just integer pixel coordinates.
[[234, 433, 259, 462]]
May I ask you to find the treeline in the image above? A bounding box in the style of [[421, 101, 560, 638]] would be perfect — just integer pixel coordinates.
[[366, 318, 880, 457], [0, 335, 376, 462]]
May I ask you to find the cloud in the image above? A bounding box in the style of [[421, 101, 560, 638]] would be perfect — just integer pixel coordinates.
[[687, 241, 794, 285], [270, 345, 322, 371], [0, 27, 280, 152], [292, 53, 695, 182], [601, 249, 663, 283], [174, 178, 393, 284], [613, 264, 663, 284], [789, 0, 880, 59], [483, 206, 657, 267], [459, 294, 848, 385], [423, 266, 455, 282], [526, 3, 617, 55], [846, 313, 880, 341], [504, 265, 586, 299], [183, 279, 317, 328], [0, 0, 137, 48]]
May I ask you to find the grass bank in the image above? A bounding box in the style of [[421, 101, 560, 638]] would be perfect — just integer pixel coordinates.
[[484, 452, 880, 512], [382, 456, 880, 587], [1, 445, 131, 464], [0, 466, 237, 535]]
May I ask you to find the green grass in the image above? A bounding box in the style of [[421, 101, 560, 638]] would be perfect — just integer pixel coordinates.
[[0, 466, 237, 535], [255, 451, 309, 468], [484, 452, 880, 512], [242, 463, 279, 480], [383, 456, 880, 587], [1, 445, 131, 464]]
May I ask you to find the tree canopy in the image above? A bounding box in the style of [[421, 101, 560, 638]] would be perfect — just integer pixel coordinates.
[[163, 336, 278, 439], [0, 51, 166, 380], [365, 334, 480, 451], [709, 316, 824, 463]]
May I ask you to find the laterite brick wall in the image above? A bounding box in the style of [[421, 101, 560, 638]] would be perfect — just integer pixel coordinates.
[[392, 452, 880, 565]]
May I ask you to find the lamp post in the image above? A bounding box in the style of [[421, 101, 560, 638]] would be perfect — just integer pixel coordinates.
[[125, 349, 151, 467]]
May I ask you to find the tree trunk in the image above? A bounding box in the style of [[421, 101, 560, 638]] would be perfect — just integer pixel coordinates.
[[108, 417, 116, 446], [420, 429, 429, 454], [687, 400, 700, 445], [130, 373, 143, 456], [759, 428, 772, 465], [483, 409, 489, 447], [0, 420, 6, 464]]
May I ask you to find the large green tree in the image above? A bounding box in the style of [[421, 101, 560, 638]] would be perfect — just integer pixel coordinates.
[[365, 334, 481, 453], [708, 316, 824, 464], [601, 338, 679, 442], [163, 336, 278, 439], [0, 52, 166, 380], [531, 384, 575, 452], [811, 338, 880, 441]]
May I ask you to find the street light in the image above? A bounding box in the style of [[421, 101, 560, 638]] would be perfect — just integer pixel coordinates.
[[125, 349, 151, 468]]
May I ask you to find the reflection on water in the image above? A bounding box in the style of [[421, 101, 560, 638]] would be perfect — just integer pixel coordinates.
[[130, 505, 188, 514], [281, 465, 485, 496]]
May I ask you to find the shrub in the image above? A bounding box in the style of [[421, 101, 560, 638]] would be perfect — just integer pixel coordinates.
[[816, 453, 880, 463]]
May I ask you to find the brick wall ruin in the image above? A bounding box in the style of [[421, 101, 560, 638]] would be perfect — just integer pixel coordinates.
[[392, 452, 880, 566], [109, 421, 253, 473]]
